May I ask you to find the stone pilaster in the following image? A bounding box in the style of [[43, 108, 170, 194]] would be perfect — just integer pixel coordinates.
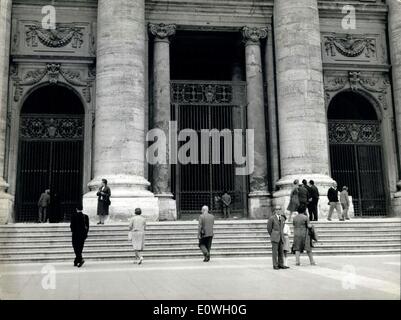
[[242, 26, 271, 219], [388, 0, 401, 216], [0, 0, 13, 224], [149, 23, 177, 221], [83, 0, 159, 222], [264, 25, 280, 192], [272, 0, 334, 217]]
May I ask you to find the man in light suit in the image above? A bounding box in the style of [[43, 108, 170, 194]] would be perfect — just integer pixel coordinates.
[[198, 205, 215, 262], [38, 189, 51, 223], [267, 206, 289, 270]]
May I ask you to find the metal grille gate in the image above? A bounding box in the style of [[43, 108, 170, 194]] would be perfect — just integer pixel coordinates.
[[328, 120, 387, 216], [171, 81, 248, 217], [16, 114, 84, 222]]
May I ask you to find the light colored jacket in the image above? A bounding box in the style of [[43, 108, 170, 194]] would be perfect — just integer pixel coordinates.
[[129, 215, 146, 232], [38, 193, 50, 207], [340, 190, 350, 206]]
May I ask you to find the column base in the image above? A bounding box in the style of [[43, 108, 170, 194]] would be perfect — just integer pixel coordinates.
[[83, 174, 160, 223], [155, 193, 177, 221], [248, 191, 272, 219], [0, 192, 13, 224], [391, 190, 401, 217]]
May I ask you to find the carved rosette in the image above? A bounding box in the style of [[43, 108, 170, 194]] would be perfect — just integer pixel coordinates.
[[241, 26, 267, 46], [324, 71, 390, 111], [11, 63, 95, 103], [148, 23, 176, 41]]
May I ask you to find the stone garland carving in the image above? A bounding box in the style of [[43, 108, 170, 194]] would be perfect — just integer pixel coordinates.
[[324, 71, 390, 110], [20, 116, 84, 140], [328, 121, 381, 144], [171, 82, 234, 104], [324, 34, 376, 58], [25, 24, 84, 48], [148, 23, 176, 39], [11, 63, 94, 103], [241, 26, 267, 45]]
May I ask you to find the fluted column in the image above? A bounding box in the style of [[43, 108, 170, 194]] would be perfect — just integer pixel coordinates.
[[148, 23, 177, 220], [83, 0, 159, 222], [242, 27, 271, 219], [388, 0, 401, 215], [0, 0, 13, 224], [273, 0, 334, 216]]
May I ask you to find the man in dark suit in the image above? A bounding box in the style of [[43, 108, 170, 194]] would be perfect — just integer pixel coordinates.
[[298, 181, 309, 214], [70, 204, 89, 267], [267, 206, 289, 270], [308, 180, 320, 221], [198, 205, 215, 262]]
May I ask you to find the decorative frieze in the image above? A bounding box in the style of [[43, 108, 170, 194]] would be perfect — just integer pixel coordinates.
[[11, 63, 95, 103], [324, 34, 376, 58], [329, 120, 381, 144], [25, 24, 84, 48], [20, 116, 84, 140], [324, 71, 390, 110]]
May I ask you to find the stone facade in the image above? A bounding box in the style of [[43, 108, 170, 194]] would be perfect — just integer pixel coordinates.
[[0, 0, 400, 223]]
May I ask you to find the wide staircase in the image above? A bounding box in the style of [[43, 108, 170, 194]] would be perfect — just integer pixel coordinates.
[[0, 219, 400, 264]]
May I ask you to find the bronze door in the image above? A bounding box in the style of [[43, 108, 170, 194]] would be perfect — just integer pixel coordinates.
[[16, 115, 84, 222]]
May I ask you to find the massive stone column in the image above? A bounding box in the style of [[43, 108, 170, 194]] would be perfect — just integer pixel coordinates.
[[265, 25, 280, 191], [273, 0, 334, 216], [83, 0, 159, 222], [148, 23, 177, 220], [0, 0, 13, 224], [388, 0, 401, 215], [242, 27, 271, 219]]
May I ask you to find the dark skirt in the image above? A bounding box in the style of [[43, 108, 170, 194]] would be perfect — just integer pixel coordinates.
[[292, 226, 312, 253], [97, 200, 109, 216]]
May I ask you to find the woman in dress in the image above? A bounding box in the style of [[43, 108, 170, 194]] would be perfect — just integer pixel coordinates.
[[96, 178, 111, 225], [286, 179, 300, 222], [292, 211, 316, 266], [128, 208, 146, 264], [282, 215, 291, 268]]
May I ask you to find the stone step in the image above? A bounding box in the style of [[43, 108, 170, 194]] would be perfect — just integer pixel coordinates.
[[1, 248, 400, 264]]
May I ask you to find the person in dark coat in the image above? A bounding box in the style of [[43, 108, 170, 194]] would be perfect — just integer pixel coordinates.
[[298, 181, 309, 214], [327, 181, 344, 221], [286, 179, 300, 222], [308, 180, 320, 221], [198, 205, 215, 262], [267, 206, 289, 270], [70, 204, 89, 267], [97, 178, 111, 225], [292, 212, 316, 266]]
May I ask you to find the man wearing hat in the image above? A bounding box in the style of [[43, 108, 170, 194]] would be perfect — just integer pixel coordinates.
[[267, 206, 289, 270], [70, 204, 89, 267]]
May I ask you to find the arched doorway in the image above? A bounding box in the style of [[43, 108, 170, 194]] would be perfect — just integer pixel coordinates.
[[328, 91, 387, 216], [16, 85, 85, 222]]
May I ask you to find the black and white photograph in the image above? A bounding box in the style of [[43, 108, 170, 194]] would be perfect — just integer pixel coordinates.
[[0, 0, 400, 308]]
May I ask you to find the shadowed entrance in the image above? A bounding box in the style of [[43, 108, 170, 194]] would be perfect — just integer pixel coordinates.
[[328, 91, 387, 216], [15, 85, 84, 222]]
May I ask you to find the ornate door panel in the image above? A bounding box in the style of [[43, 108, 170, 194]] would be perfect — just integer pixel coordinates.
[[16, 115, 84, 222], [329, 120, 387, 216]]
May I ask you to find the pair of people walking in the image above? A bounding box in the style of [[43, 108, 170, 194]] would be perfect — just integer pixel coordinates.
[[267, 206, 316, 269], [287, 179, 320, 222], [327, 181, 351, 221]]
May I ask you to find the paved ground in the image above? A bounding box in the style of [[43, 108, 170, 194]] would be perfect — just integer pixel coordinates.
[[0, 255, 399, 300]]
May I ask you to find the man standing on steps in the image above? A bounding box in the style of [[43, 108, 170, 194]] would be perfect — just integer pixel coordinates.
[[327, 181, 344, 221], [198, 205, 214, 262], [267, 206, 289, 270], [37, 189, 51, 223], [70, 204, 89, 267]]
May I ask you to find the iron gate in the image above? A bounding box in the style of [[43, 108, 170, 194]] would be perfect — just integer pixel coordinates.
[[16, 114, 84, 222], [328, 120, 387, 216], [170, 81, 248, 217]]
